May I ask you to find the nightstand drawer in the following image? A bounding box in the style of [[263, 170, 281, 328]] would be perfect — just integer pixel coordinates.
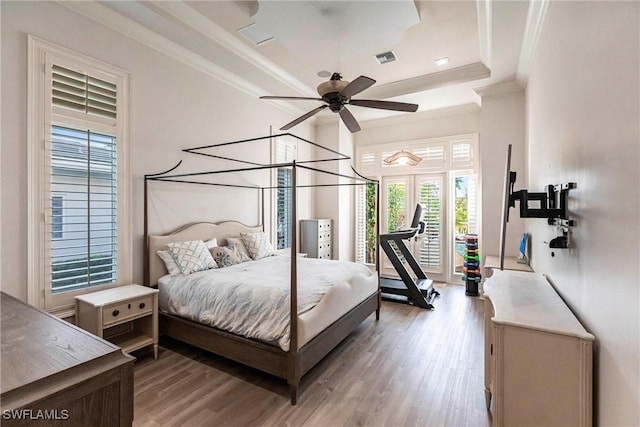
[[103, 295, 153, 327]]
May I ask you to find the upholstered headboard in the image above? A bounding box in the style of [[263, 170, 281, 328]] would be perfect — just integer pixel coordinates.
[[147, 221, 263, 286]]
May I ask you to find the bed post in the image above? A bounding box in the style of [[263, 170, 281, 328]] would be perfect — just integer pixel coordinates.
[[143, 176, 149, 287], [375, 180, 381, 320], [288, 160, 300, 404]]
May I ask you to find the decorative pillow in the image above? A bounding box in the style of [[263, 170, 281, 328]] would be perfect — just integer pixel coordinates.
[[157, 250, 181, 276], [167, 240, 217, 275], [226, 237, 252, 262], [204, 238, 218, 249], [209, 246, 241, 268], [240, 232, 276, 260]]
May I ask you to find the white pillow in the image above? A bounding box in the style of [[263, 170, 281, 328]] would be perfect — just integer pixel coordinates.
[[225, 237, 252, 262], [167, 240, 217, 275], [240, 232, 276, 260], [204, 238, 218, 249], [157, 250, 181, 276]]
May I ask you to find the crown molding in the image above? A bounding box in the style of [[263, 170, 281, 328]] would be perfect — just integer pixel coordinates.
[[56, 1, 302, 116], [152, 1, 316, 98], [516, 0, 550, 87], [363, 62, 491, 100], [473, 80, 524, 98]]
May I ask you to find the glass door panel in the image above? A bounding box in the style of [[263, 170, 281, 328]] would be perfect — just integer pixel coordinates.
[[381, 176, 410, 277], [415, 175, 445, 282], [452, 173, 478, 278]]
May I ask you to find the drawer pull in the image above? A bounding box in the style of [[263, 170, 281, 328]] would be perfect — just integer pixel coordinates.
[[128, 303, 131, 309], [139, 302, 146, 309], [112, 309, 119, 317]]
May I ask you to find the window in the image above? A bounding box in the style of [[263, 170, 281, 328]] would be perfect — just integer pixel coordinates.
[[273, 137, 296, 250], [51, 195, 64, 239], [28, 37, 130, 313], [276, 168, 292, 249], [355, 182, 377, 264], [355, 134, 479, 283]]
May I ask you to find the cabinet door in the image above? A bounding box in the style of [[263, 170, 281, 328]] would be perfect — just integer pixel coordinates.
[[484, 297, 495, 409]]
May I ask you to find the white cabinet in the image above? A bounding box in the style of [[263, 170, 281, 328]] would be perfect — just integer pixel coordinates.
[[484, 270, 594, 427], [300, 219, 332, 259], [76, 284, 159, 359]]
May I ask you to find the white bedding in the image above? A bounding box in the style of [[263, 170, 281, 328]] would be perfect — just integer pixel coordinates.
[[158, 255, 377, 351]]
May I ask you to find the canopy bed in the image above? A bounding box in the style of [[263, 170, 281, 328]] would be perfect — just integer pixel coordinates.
[[143, 133, 380, 404]]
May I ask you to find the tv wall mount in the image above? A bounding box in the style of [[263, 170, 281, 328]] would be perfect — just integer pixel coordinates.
[[508, 172, 576, 248]]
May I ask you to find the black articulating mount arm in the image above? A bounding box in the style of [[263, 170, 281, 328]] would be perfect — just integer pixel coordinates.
[[508, 172, 576, 227]]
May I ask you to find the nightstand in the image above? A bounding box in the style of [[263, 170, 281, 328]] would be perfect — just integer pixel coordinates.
[[76, 284, 159, 360]]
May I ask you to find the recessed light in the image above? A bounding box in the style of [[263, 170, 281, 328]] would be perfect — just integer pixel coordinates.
[[435, 57, 449, 66], [317, 70, 331, 78]]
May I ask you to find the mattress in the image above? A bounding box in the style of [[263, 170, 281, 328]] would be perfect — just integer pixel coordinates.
[[158, 255, 377, 350]]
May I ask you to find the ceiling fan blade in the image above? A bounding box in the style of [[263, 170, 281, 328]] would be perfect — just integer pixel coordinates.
[[349, 99, 419, 112], [339, 76, 376, 99], [339, 107, 361, 133], [261, 96, 324, 101], [280, 105, 328, 131]]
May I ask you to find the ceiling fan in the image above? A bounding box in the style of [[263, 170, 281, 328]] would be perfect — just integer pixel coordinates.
[[260, 73, 419, 133]]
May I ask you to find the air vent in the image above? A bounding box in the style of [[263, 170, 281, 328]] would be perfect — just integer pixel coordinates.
[[237, 23, 274, 45], [375, 51, 397, 64]]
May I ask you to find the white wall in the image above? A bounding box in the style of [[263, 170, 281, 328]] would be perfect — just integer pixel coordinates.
[[478, 89, 527, 259], [0, 1, 313, 299], [355, 104, 480, 146], [526, 2, 639, 425]]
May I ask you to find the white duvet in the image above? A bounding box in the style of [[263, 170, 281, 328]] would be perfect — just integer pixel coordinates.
[[158, 256, 375, 351]]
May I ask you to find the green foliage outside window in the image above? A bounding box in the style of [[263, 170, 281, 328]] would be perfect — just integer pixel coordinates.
[[455, 177, 469, 236], [365, 183, 377, 264]]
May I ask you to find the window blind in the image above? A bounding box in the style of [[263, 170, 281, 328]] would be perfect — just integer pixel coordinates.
[[48, 125, 117, 293], [276, 168, 292, 250], [418, 178, 442, 272], [275, 137, 295, 250]]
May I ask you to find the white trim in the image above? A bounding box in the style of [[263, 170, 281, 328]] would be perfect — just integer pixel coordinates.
[[153, 1, 316, 98], [516, 0, 550, 86], [363, 62, 490, 100], [55, 0, 302, 116], [474, 80, 524, 98]]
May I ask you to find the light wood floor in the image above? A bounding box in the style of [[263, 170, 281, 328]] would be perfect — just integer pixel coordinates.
[[132, 284, 491, 427]]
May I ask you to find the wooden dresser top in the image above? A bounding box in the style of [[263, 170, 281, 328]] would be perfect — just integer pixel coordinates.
[[1, 292, 124, 394]]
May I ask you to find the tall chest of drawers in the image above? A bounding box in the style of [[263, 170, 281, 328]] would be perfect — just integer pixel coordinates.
[[300, 219, 332, 259]]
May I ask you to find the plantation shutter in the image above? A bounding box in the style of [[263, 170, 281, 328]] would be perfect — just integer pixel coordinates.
[[451, 139, 474, 169], [276, 169, 292, 249], [52, 64, 117, 120], [355, 184, 366, 263], [467, 174, 479, 234], [275, 138, 296, 249], [47, 125, 117, 293], [417, 177, 443, 273]]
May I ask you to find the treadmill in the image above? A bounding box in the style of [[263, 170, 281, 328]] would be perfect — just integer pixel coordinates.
[[379, 204, 439, 309]]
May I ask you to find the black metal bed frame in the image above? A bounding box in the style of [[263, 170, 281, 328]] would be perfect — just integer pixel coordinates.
[[142, 134, 381, 403]]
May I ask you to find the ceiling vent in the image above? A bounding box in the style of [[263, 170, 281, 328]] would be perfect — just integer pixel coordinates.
[[237, 22, 274, 45], [375, 51, 397, 65]]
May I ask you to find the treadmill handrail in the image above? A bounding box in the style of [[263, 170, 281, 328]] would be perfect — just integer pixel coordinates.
[[380, 227, 420, 240]]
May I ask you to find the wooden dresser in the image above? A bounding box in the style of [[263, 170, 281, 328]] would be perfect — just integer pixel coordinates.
[[0, 292, 134, 426], [300, 219, 332, 259], [483, 270, 594, 427]]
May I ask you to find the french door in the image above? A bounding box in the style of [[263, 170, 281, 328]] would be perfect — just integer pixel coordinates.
[[381, 174, 446, 282]]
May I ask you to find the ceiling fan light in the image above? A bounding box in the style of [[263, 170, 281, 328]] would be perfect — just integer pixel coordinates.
[[383, 150, 422, 166]]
